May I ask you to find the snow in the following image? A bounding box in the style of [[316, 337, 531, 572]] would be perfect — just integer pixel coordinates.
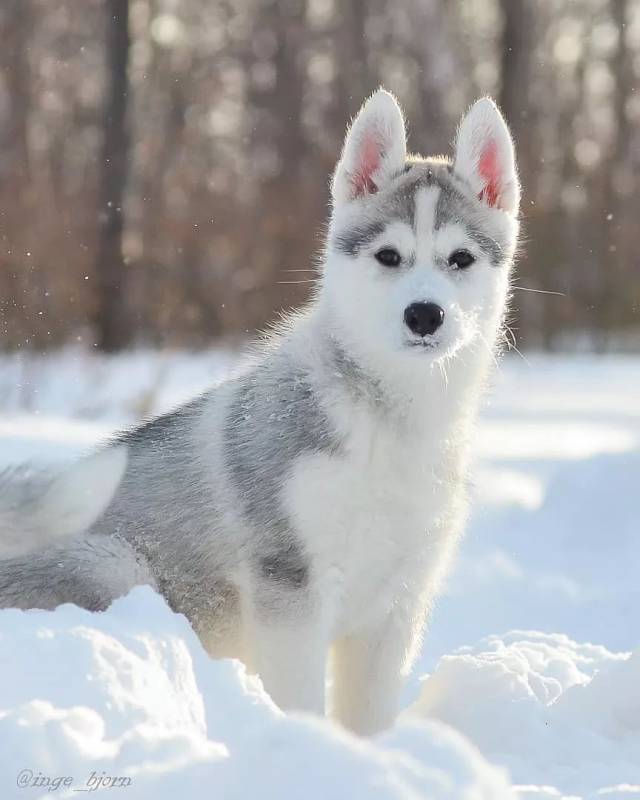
[[0, 588, 514, 800], [408, 632, 640, 796], [0, 348, 638, 799], [425, 355, 640, 662]]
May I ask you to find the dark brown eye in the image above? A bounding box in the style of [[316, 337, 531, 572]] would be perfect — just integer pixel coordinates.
[[448, 249, 476, 269], [375, 248, 401, 268]]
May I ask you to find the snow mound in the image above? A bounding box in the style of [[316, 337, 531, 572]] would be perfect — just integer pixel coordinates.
[[408, 631, 640, 798], [0, 587, 514, 800]]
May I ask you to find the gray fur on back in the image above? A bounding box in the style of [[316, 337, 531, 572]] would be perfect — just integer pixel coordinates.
[[92, 395, 232, 633], [0, 342, 344, 641], [223, 351, 341, 608]]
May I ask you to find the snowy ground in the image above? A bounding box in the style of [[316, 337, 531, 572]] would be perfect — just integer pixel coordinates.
[[0, 348, 638, 799]]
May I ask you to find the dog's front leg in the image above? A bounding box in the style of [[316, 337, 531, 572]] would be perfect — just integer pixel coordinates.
[[244, 584, 328, 716], [330, 607, 421, 736]]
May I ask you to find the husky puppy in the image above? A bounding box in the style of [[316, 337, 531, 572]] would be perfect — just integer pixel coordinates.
[[0, 90, 519, 735]]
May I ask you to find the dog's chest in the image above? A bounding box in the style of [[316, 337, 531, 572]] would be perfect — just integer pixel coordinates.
[[285, 411, 459, 632]]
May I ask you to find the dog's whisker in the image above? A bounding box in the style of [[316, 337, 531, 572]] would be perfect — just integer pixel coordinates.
[[477, 330, 500, 372], [436, 358, 449, 391], [502, 325, 530, 367], [511, 285, 566, 297], [504, 325, 518, 351], [277, 279, 320, 285]]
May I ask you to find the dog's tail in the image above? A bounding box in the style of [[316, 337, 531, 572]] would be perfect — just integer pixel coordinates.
[[0, 446, 127, 558]]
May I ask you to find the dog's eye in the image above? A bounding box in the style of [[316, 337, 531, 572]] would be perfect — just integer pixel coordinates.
[[448, 249, 475, 269], [375, 248, 401, 268]]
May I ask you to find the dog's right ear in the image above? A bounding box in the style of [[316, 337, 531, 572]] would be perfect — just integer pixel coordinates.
[[331, 89, 407, 207]]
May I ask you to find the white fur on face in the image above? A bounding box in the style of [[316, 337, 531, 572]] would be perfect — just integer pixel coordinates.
[[324, 92, 519, 386], [323, 180, 513, 377]]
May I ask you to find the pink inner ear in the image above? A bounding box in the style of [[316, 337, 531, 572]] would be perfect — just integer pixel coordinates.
[[478, 139, 501, 208], [351, 133, 381, 198]]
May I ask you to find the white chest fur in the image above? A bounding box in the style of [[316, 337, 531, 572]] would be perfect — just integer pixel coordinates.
[[283, 394, 469, 638]]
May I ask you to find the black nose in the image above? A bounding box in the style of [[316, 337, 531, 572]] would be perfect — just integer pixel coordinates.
[[404, 302, 445, 337]]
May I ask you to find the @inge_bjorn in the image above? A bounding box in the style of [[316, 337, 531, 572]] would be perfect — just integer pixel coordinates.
[[16, 769, 133, 792]]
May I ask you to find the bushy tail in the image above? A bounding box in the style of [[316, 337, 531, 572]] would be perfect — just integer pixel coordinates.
[[0, 446, 127, 557]]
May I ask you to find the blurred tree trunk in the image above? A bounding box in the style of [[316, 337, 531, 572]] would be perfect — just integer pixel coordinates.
[[499, 0, 535, 162], [498, 0, 543, 345], [600, 0, 632, 338], [2, 0, 30, 180], [243, 0, 310, 325], [336, 0, 370, 117], [94, 0, 131, 351], [413, 0, 452, 153], [0, 0, 32, 345]]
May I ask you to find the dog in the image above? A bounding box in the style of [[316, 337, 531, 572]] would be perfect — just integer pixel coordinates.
[[0, 89, 520, 735]]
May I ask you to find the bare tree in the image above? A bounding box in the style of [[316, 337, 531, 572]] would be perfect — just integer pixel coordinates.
[[242, 0, 313, 325], [93, 0, 131, 351], [599, 0, 633, 336], [0, 0, 32, 344]]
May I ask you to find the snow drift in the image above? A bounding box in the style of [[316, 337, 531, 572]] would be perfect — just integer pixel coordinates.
[[0, 588, 515, 800], [0, 589, 637, 799]]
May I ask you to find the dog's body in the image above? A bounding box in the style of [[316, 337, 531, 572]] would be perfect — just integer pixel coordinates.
[[0, 91, 520, 735]]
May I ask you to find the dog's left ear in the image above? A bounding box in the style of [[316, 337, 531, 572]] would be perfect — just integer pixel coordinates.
[[331, 89, 407, 207], [454, 98, 520, 216]]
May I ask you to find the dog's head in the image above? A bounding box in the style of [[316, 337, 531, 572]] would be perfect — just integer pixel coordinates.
[[323, 89, 520, 368]]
